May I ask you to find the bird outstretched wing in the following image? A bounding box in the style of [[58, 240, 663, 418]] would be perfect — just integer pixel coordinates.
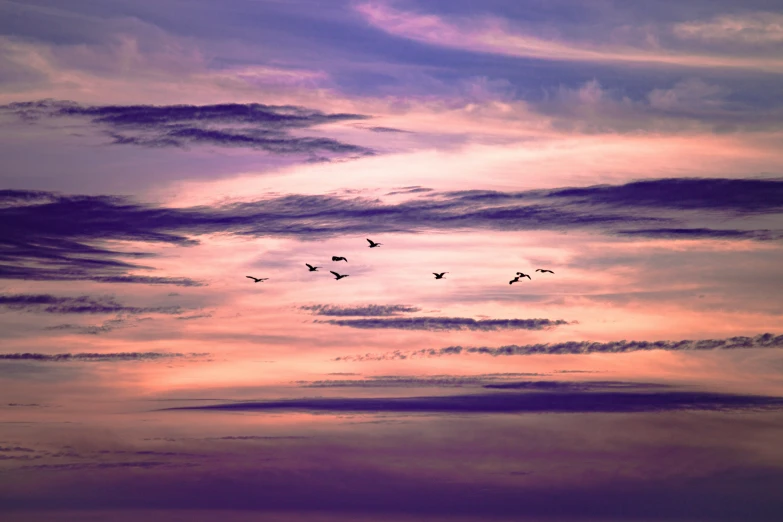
[[330, 271, 340, 277]]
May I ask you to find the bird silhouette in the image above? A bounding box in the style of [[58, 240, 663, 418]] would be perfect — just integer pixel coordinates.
[[330, 271, 349, 280], [536, 269, 555, 274], [367, 239, 382, 248], [246, 276, 268, 283], [509, 276, 520, 285], [433, 272, 448, 279], [305, 263, 319, 272], [332, 256, 348, 262], [516, 272, 532, 280]]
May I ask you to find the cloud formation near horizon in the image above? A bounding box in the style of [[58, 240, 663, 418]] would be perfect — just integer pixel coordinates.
[[318, 317, 570, 331], [334, 333, 783, 361], [1, 100, 373, 158], [162, 390, 783, 414], [295, 373, 545, 388]]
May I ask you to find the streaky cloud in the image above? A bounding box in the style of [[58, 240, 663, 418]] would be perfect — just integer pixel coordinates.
[[356, 2, 783, 73], [296, 373, 545, 388], [318, 317, 570, 331], [3, 177, 780, 283], [334, 333, 783, 361], [162, 391, 783, 414], [483, 380, 669, 391], [0, 352, 209, 362], [300, 304, 420, 316], [1, 100, 374, 157], [0, 294, 184, 315], [546, 178, 783, 213]]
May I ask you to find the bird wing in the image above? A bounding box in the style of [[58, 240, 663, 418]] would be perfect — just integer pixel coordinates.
[[330, 271, 340, 277], [306, 263, 313, 269], [366, 239, 373, 245], [246, 276, 255, 279]]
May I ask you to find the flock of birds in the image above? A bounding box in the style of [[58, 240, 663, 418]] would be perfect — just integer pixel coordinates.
[[247, 238, 555, 284]]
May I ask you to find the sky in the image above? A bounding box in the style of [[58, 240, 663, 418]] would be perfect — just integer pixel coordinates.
[[1, 1, 783, 520]]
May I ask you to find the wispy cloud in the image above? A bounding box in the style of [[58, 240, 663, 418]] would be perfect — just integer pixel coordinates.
[[1, 100, 373, 158], [44, 316, 145, 335], [356, 3, 783, 72], [334, 333, 783, 361], [300, 304, 420, 316], [162, 390, 783, 414], [0, 294, 183, 315], [295, 373, 545, 388], [674, 13, 783, 44], [175, 313, 212, 321], [318, 317, 570, 331], [0, 352, 208, 362], [482, 381, 669, 391]]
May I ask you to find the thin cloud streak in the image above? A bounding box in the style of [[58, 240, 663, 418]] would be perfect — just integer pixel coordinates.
[[162, 390, 783, 414], [318, 317, 570, 331], [334, 333, 783, 361], [0, 294, 184, 315], [300, 304, 420, 316], [0, 352, 209, 362], [356, 3, 783, 72], [295, 373, 545, 388]]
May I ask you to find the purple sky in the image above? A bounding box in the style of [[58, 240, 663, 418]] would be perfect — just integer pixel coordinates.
[[2, 1, 783, 520]]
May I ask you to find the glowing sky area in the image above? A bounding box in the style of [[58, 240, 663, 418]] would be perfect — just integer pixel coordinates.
[[2, 1, 783, 521]]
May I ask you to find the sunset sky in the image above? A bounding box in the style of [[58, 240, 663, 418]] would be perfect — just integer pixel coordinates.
[[2, 1, 783, 521]]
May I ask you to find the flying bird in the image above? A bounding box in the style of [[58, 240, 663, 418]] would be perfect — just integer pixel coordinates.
[[367, 239, 382, 248], [516, 272, 532, 280], [536, 269, 555, 274], [246, 276, 268, 283], [433, 272, 448, 279], [332, 256, 348, 262], [330, 271, 349, 280], [509, 277, 520, 285], [305, 263, 319, 272]]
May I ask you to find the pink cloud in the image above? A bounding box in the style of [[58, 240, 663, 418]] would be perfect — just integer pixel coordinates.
[[355, 3, 783, 72]]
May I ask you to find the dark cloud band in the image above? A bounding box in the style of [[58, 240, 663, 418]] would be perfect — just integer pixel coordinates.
[[334, 333, 783, 361], [1, 100, 373, 158], [162, 390, 783, 414], [0, 294, 184, 315], [317, 317, 570, 331], [2, 177, 780, 284]]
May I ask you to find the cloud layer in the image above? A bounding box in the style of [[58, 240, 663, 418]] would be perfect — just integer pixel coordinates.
[[163, 390, 783, 414], [317, 317, 570, 331], [300, 304, 420, 316], [3, 177, 780, 284], [335, 333, 783, 361], [0, 294, 183, 315], [1, 100, 373, 158]]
